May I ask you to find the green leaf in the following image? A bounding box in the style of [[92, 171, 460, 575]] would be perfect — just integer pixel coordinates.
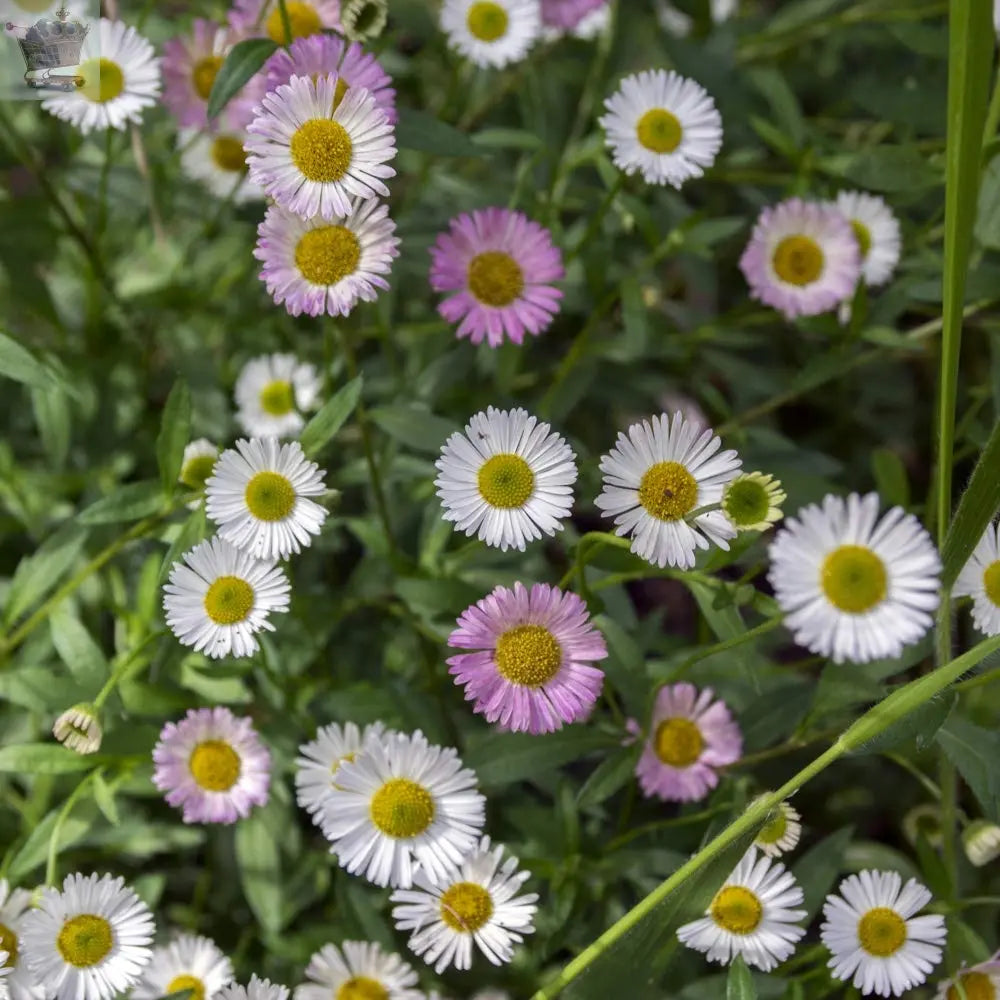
[[299, 375, 363, 457], [395, 107, 482, 157], [158, 507, 209, 586], [6, 801, 97, 881], [576, 744, 642, 809], [79, 481, 163, 525], [941, 418, 1000, 588], [206, 39, 277, 120], [156, 380, 192, 494], [0, 330, 63, 389], [936, 717, 1000, 820], [235, 806, 283, 933], [870, 448, 910, 509], [0, 744, 97, 774], [839, 145, 940, 192], [726, 955, 757, 1000], [465, 729, 617, 788], [370, 404, 459, 454], [852, 690, 957, 755], [793, 825, 854, 920], [3, 522, 88, 627], [31, 385, 71, 468], [49, 605, 109, 688], [92, 771, 120, 826], [975, 154, 1000, 249]]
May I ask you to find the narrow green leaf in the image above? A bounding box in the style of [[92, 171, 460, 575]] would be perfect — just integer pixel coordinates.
[[0, 330, 62, 389], [852, 691, 957, 755], [92, 772, 120, 826], [0, 744, 97, 774], [576, 744, 641, 809], [370, 404, 459, 454], [975, 154, 1000, 248], [840, 145, 940, 192], [79, 481, 163, 525], [206, 39, 277, 120], [299, 375, 363, 457], [3, 522, 88, 627], [31, 385, 71, 468], [465, 729, 616, 788], [726, 955, 757, 1000], [936, 717, 1000, 820], [158, 507, 209, 586], [156, 380, 192, 494], [49, 605, 109, 687], [941, 418, 1000, 587], [793, 825, 854, 920], [871, 448, 910, 509], [395, 107, 483, 156], [235, 808, 283, 933], [7, 802, 97, 881]]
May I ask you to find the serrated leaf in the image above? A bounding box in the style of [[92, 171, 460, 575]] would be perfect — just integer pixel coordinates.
[[0, 744, 98, 774], [726, 955, 757, 1000], [370, 404, 459, 454], [3, 522, 88, 627], [299, 375, 363, 457], [395, 107, 482, 156], [235, 806, 283, 933], [576, 744, 641, 809], [936, 717, 1000, 820], [206, 38, 276, 120], [156, 380, 192, 493], [78, 481, 163, 525]]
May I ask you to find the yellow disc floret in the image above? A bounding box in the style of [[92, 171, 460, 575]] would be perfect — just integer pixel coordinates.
[[494, 624, 562, 686], [166, 975, 207, 1000], [56, 914, 113, 968], [439, 881, 495, 932], [466, 1, 509, 41], [857, 907, 907, 958], [336, 978, 389, 1000], [477, 453, 535, 508], [244, 471, 297, 521], [821, 544, 887, 613], [638, 461, 698, 521], [369, 778, 435, 838], [653, 717, 705, 768], [192, 56, 224, 101], [467, 251, 524, 307], [294, 226, 362, 285], [636, 108, 683, 154], [189, 740, 242, 792], [266, 0, 322, 43], [290, 119, 353, 182], [79, 58, 124, 104], [772, 235, 824, 286], [710, 886, 763, 935]]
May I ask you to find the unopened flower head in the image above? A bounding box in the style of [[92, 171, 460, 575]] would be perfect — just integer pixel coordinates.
[[752, 799, 802, 858], [178, 439, 219, 501], [42, 19, 161, 135], [52, 703, 102, 755], [902, 804, 943, 849], [390, 836, 538, 973], [441, 0, 541, 68], [430, 208, 564, 348], [293, 941, 422, 1000], [722, 472, 786, 532], [768, 492, 941, 664], [340, 0, 389, 40], [963, 820, 1000, 867], [600, 69, 722, 188]]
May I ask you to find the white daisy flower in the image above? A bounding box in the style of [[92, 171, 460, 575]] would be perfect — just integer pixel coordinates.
[[162, 536, 291, 659], [219, 976, 288, 1000], [20, 872, 155, 1000], [42, 18, 161, 135], [254, 199, 400, 318], [440, 0, 541, 69], [595, 411, 741, 570], [768, 492, 941, 664], [205, 438, 328, 561], [245, 74, 396, 221], [294, 720, 389, 821], [677, 847, 806, 972], [820, 870, 946, 997], [435, 407, 577, 553], [599, 69, 722, 188], [234, 354, 321, 441], [0, 879, 43, 1000], [321, 729, 486, 889], [132, 934, 233, 1000], [179, 123, 263, 205], [952, 522, 1000, 636], [293, 941, 422, 1000], [832, 191, 901, 287], [933, 955, 1000, 1000], [752, 800, 802, 858], [390, 836, 538, 973]]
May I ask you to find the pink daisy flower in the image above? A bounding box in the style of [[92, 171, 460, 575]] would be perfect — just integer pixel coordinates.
[[429, 207, 564, 348], [632, 683, 742, 802], [541, 0, 607, 30], [254, 199, 400, 317], [228, 0, 341, 45], [739, 198, 861, 321], [153, 707, 271, 824], [447, 582, 607, 734], [264, 34, 397, 125], [162, 19, 263, 129]]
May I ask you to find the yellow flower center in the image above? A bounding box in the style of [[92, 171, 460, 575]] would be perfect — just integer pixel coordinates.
[[757, 810, 788, 845], [56, 914, 113, 968], [290, 119, 353, 182], [439, 881, 495, 932], [850, 219, 872, 259], [494, 624, 562, 686], [244, 471, 296, 521], [203, 576, 255, 625], [723, 477, 771, 528], [983, 561, 1000, 607], [166, 975, 207, 1000], [11, 0, 55, 11], [857, 907, 907, 958], [211, 136, 248, 174], [294, 225, 361, 286], [638, 460, 698, 521], [947, 972, 996, 1000], [821, 544, 887, 614], [369, 778, 435, 838], [0, 923, 18, 966], [636, 108, 683, 154], [266, 0, 323, 43], [477, 453, 535, 508], [653, 717, 704, 768], [189, 739, 242, 792], [79, 58, 124, 104], [710, 886, 763, 935], [336, 979, 388, 1000], [466, 1, 509, 41], [192, 55, 224, 101], [259, 379, 295, 416], [772, 235, 824, 286], [467, 251, 524, 307], [180, 454, 217, 492]]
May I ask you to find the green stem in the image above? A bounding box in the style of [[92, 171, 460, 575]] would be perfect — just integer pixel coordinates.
[[982, 68, 1000, 154], [565, 175, 625, 263], [275, 0, 294, 45], [532, 632, 1000, 998], [669, 616, 783, 680], [557, 532, 633, 592], [940, 756, 960, 903], [93, 631, 165, 709], [45, 769, 100, 886]]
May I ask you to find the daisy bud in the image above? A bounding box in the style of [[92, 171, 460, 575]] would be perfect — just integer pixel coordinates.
[[963, 820, 1000, 867], [722, 472, 787, 533], [178, 439, 219, 499], [340, 0, 388, 41], [752, 798, 802, 858], [902, 803, 943, 848], [53, 703, 103, 755]]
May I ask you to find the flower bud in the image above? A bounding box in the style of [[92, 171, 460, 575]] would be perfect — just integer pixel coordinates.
[[963, 820, 1000, 867], [53, 703, 102, 755]]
